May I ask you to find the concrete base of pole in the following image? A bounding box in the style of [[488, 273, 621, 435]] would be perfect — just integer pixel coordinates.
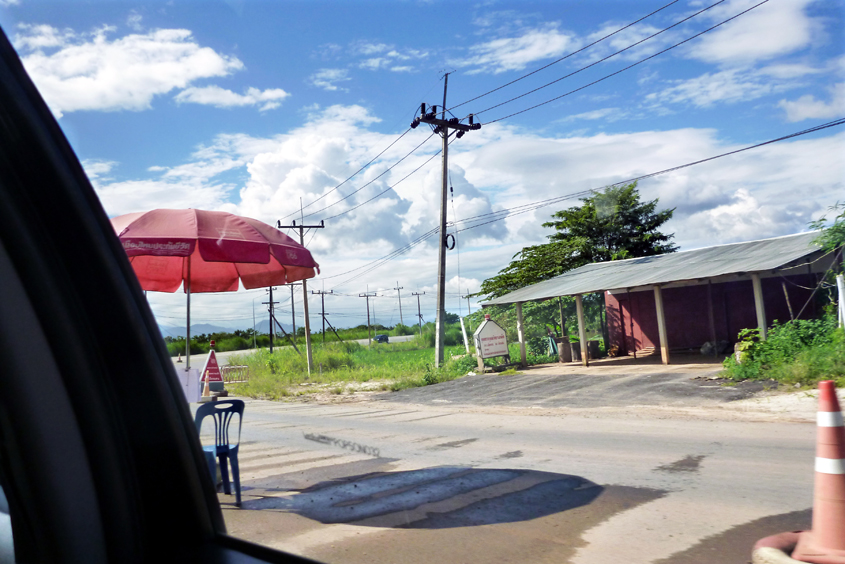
[[752, 530, 845, 564], [752, 532, 802, 564]]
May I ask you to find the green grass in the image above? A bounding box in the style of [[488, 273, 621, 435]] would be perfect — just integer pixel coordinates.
[[227, 340, 476, 400], [720, 311, 845, 388]]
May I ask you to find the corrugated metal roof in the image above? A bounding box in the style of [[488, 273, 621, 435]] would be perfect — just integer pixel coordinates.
[[483, 231, 823, 306]]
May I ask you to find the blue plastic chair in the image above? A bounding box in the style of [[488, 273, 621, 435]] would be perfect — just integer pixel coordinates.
[[194, 399, 244, 506]]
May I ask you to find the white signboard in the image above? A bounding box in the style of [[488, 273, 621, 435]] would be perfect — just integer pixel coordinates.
[[473, 317, 509, 358], [177, 368, 201, 403]]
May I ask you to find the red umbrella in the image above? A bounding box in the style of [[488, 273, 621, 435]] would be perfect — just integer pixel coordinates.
[[111, 208, 319, 368]]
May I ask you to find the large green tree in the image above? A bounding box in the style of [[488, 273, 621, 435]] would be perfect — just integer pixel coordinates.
[[478, 182, 678, 299]]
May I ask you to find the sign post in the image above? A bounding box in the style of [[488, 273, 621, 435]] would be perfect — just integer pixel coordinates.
[[473, 314, 509, 372]]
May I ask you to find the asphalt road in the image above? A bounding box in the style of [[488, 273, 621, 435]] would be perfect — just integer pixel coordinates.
[[207, 376, 819, 564]]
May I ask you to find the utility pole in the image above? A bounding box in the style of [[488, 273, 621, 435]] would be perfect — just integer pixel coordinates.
[[411, 74, 481, 366], [277, 219, 324, 376], [287, 282, 302, 337], [412, 291, 425, 337], [359, 291, 376, 346], [312, 289, 333, 342], [462, 288, 472, 331], [394, 282, 404, 326], [262, 287, 278, 353]]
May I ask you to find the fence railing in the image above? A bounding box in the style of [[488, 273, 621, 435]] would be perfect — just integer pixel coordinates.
[[221, 365, 249, 384]]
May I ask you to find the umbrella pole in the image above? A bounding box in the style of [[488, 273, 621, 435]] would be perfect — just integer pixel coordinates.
[[186, 255, 191, 371]]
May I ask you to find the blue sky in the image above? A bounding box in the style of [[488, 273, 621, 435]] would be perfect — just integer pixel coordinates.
[[1, 0, 843, 330]]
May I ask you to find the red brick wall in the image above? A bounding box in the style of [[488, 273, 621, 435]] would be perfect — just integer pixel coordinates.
[[605, 274, 817, 354]]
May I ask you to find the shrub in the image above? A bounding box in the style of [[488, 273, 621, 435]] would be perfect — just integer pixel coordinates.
[[722, 312, 843, 386]]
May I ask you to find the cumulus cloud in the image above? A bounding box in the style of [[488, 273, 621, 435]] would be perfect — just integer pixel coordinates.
[[126, 11, 143, 32], [688, 0, 820, 66], [88, 104, 844, 307], [14, 25, 244, 117], [82, 159, 118, 182], [355, 44, 427, 72], [454, 24, 578, 74], [560, 107, 626, 122], [646, 68, 800, 108], [309, 68, 351, 91], [779, 83, 845, 122], [174, 85, 290, 111]]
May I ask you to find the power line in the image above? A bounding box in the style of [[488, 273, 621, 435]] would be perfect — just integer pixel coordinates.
[[483, 0, 769, 125], [313, 117, 843, 288], [320, 139, 446, 222], [447, 0, 685, 113], [286, 0, 760, 228], [302, 132, 437, 220], [279, 128, 414, 220], [454, 117, 845, 233]]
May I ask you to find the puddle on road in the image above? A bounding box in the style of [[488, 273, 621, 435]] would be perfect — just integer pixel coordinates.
[[654, 508, 811, 564], [427, 438, 478, 450], [655, 454, 706, 473]]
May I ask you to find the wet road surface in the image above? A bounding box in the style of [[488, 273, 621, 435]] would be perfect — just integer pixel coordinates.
[[208, 395, 816, 564]]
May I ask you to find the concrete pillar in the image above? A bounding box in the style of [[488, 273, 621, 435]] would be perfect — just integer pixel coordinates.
[[653, 286, 670, 365], [751, 273, 767, 341], [575, 294, 589, 367], [516, 301, 527, 367]]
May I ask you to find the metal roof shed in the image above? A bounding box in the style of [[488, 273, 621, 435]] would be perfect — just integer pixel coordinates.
[[482, 232, 833, 367]]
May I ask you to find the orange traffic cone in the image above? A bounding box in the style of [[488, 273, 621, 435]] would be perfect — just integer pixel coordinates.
[[791, 380, 845, 563], [201, 370, 211, 398]]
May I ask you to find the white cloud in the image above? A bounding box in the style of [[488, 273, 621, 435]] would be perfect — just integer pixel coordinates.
[[126, 11, 143, 32], [646, 68, 799, 108], [560, 107, 626, 122], [82, 159, 118, 182], [354, 42, 390, 55], [355, 45, 426, 72], [0, 0, 20, 6], [454, 24, 578, 74], [13, 23, 75, 50], [88, 105, 844, 321], [359, 58, 388, 70], [174, 85, 290, 111], [779, 83, 845, 122], [96, 178, 232, 217], [14, 25, 243, 118], [309, 68, 351, 91], [583, 22, 676, 63], [688, 0, 820, 66]]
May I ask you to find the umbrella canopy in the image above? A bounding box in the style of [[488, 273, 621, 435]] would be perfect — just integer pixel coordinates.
[[111, 208, 319, 292], [111, 208, 319, 370]]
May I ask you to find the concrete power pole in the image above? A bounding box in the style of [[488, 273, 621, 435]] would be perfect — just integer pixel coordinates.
[[411, 74, 481, 367], [359, 291, 377, 346], [412, 291, 425, 337], [312, 289, 333, 342], [394, 282, 404, 326], [262, 287, 278, 353], [276, 219, 324, 376], [462, 288, 472, 331]]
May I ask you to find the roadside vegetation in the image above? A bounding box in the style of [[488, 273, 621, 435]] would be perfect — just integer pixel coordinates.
[[226, 337, 478, 400], [721, 311, 844, 387], [721, 203, 844, 387]]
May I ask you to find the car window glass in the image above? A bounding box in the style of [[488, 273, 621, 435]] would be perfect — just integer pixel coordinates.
[[0, 483, 14, 563]]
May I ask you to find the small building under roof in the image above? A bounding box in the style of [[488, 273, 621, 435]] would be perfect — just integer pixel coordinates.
[[482, 231, 835, 366]]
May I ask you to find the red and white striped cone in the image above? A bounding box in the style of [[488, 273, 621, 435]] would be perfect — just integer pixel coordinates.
[[791, 380, 845, 564]]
